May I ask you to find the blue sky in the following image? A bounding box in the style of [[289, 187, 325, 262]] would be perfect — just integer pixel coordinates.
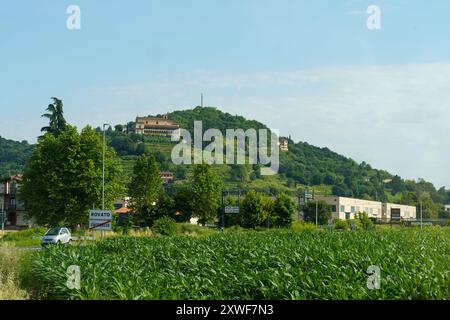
[[1, 0, 450, 188]]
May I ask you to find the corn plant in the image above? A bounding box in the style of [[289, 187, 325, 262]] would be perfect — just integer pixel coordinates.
[[28, 227, 449, 300]]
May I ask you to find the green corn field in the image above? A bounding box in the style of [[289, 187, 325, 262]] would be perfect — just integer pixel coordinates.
[[28, 227, 449, 300]]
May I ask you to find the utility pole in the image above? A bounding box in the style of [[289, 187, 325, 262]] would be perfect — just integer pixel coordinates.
[[201, 93, 204, 107], [221, 189, 225, 230], [1, 200, 4, 234], [420, 200, 423, 230], [102, 123, 110, 210], [315, 199, 318, 229]]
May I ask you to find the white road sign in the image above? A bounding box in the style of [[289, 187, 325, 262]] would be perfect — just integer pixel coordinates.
[[225, 206, 239, 214], [89, 210, 112, 220], [89, 210, 112, 230], [89, 219, 112, 230]]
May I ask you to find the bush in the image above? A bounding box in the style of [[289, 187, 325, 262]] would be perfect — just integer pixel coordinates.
[[151, 216, 177, 236], [333, 219, 350, 231], [238, 190, 271, 228], [272, 194, 296, 228], [292, 221, 316, 232], [356, 212, 375, 230], [176, 223, 216, 237]]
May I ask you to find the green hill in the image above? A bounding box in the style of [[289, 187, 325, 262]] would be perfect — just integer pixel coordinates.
[[2, 106, 449, 211], [106, 106, 449, 207], [0, 136, 35, 179]]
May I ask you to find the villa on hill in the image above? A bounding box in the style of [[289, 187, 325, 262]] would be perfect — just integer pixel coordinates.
[[129, 114, 180, 137]]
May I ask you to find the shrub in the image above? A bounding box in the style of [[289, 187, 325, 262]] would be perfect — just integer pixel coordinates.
[[151, 216, 177, 236], [356, 212, 375, 230], [292, 221, 316, 232], [272, 194, 296, 228], [333, 219, 350, 231], [238, 190, 271, 228]]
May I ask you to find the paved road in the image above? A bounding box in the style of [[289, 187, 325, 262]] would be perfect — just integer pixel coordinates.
[[18, 246, 42, 251]]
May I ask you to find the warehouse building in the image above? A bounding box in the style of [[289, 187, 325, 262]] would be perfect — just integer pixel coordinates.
[[314, 195, 416, 221]]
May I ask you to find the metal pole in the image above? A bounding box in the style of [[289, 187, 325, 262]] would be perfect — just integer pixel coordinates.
[[1, 200, 4, 234], [315, 199, 318, 229], [221, 190, 225, 230], [102, 124, 110, 210], [420, 200, 423, 230]]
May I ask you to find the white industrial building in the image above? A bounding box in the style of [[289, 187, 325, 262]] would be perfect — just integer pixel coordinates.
[[314, 196, 416, 221]]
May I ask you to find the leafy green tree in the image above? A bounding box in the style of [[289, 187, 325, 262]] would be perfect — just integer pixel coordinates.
[[172, 184, 193, 222], [418, 195, 441, 219], [191, 164, 222, 226], [388, 175, 405, 195], [40, 97, 67, 136], [303, 200, 332, 225], [129, 155, 162, 226], [114, 124, 124, 132], [272, 194, 296, 228], [21, 126, 123, 227], [238, 190, 271, 228]]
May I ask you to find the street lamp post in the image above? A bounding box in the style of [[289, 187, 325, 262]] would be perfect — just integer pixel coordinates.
[[315, 199, 318, 229], [102, 123, 110, 210], [420, 200, 423, 230]]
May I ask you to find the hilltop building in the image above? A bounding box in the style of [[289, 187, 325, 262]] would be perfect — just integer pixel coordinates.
[[279, 138, 289, 152], [129, 115, 180, 137], [445, 205, 450, 212], [160, 171, 174, 184], [314, 195, 416, 221]]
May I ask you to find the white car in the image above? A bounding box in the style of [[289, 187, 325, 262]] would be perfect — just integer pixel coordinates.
[[41, 227, 72, 246]]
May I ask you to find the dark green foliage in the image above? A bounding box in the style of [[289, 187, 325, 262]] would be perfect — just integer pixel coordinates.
[[152, 216, 177, 236], [40, 97, 67, 136], [128, 155, 162, 227], [238, 190, 271, 228], [168, 106, 268, 135], [272, 194, 296, 227], [21, 126, 123, 227], [303, 200, 332, 225], [0, 136, 34, 178], [191, 164, 222, 225], [171, 184, 193, 222]]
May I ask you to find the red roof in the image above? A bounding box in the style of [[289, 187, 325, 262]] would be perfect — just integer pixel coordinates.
[[114, 207, 130, 214]]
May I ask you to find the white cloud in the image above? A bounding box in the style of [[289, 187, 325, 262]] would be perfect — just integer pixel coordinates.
[[67, 62, 450, 188]]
